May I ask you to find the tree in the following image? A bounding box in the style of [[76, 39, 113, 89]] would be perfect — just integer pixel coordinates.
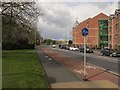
[[1, 2, 40, 29], [1, 2, 42, 49], [68, 40, 72, 45]]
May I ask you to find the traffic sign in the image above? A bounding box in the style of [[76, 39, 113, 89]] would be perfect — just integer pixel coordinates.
[[82, 28, 89, 36], [81, 28, 89, 81]]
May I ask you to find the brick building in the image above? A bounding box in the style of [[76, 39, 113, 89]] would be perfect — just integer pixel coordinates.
[[108, 9, 120, 51], [73, 13, 109, 48]]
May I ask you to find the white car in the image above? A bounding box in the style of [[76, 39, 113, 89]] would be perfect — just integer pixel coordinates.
[[51, 44, 56, 48], [69, 47, 79, 51]]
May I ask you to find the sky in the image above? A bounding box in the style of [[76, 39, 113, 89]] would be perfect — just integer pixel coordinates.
[[36, 1, 118, 40]]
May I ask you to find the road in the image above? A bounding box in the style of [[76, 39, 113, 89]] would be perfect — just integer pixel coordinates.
[[49, 46, 120, 75]]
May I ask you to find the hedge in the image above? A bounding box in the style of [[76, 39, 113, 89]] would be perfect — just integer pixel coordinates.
[[2, 41, 34, 50]]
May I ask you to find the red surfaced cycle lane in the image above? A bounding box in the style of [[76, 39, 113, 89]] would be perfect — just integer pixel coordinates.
[[41, 47, 119, 86]]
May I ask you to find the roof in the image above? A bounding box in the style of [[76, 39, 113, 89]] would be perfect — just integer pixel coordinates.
[[91, 12, 109, 20]]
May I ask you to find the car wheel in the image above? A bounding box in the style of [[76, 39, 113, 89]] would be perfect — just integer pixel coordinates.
[[110, 54, 113, 57], [100, 53, 103, 56]]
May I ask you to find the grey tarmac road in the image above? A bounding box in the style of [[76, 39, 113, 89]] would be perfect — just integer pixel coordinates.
[[49, 47, 120, 75], [36, 46, 82, 84]]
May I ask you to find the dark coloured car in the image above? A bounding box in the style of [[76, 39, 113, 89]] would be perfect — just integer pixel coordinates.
[[79, 45, 93, 53], [65, 45, 70, 50], [100, 48, 120, 57], [59, 45, 66, 49], [59, 45, 70, 50]]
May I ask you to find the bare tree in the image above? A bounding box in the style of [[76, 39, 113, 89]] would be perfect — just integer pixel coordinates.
[[1, 2, 40, 31], [1, 1, 42, 44]]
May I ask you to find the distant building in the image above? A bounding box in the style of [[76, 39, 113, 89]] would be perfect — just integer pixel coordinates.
[[73, 13, 109, 48], [56, 40, 69, 45], [108, 9, 120, 51]]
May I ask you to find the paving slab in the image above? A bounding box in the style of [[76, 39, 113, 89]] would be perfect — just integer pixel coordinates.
[[51, 80, 118, 88]]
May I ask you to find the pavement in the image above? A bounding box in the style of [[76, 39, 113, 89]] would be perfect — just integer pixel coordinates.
[[51, 80, 118, 89], [36, 45, 119, 89], [36, 46, 81, 84]]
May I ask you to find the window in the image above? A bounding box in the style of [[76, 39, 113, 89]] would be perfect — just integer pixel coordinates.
[[109, 44, 112, 48], [116, 24, 118, 29], [109, 27, 112, 32], [115, 34, 118, 38], [86, 22, 89, 28], [109, 36, 112, 41]]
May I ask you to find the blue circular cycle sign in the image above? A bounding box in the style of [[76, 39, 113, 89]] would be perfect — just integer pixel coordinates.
[[82, 28, 89, 36]]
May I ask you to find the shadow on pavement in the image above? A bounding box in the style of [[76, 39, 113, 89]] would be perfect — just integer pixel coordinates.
[[87, 69, 110, 80]]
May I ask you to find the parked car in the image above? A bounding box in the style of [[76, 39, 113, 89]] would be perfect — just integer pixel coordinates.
[[65, 45, 70, 50], [51, 44, 56, 48], [59, 45, 69, 50], [79, 45, 93, 53], [100, 48, 120, 57], [59, 45, 66, 49], [69, 47, 79, 51]]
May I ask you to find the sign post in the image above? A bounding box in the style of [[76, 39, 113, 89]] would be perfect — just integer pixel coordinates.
[[82, 28, 88, 81], [84, 36, 86, 80]]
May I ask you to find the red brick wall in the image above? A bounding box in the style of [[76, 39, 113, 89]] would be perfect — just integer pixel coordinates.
[[73, 13, 109, 48], [112, 13, 120, 51], [108, 16, 112, 48]]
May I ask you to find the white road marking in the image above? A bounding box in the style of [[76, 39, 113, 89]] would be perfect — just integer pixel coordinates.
[[45, 56, 48, 58], [49, 58, 52, 61], [44, 51, 48, 53], [86, 65, 96, 69], [74, 70, 88, 74]]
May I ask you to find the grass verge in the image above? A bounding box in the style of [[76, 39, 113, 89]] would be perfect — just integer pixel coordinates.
[[2, 50, 49, 88]]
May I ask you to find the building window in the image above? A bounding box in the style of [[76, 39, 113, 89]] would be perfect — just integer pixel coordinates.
[[86, 22, 89, 28], [100, 23, 103, 26], [109, 27, 112, 32], [109, 36, 112, 41], [116, 24, 118, 29], [115, 34, 118, 38], [109, 19, 112, 23], [119, 46, 120, 51], [115, 44, 118, 50], [109, 44, 112, 48]]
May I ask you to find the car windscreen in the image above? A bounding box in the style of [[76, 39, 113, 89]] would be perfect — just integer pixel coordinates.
[[81, 45, 89, 48], [109, 49, 116, 52]]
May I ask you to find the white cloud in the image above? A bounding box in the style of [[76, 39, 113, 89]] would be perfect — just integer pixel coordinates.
[[36, 2, 118, 40], [36, 0, 119, 2]]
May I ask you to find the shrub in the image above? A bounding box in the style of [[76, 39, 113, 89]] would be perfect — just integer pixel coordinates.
[[2, 40, 34, 50]]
